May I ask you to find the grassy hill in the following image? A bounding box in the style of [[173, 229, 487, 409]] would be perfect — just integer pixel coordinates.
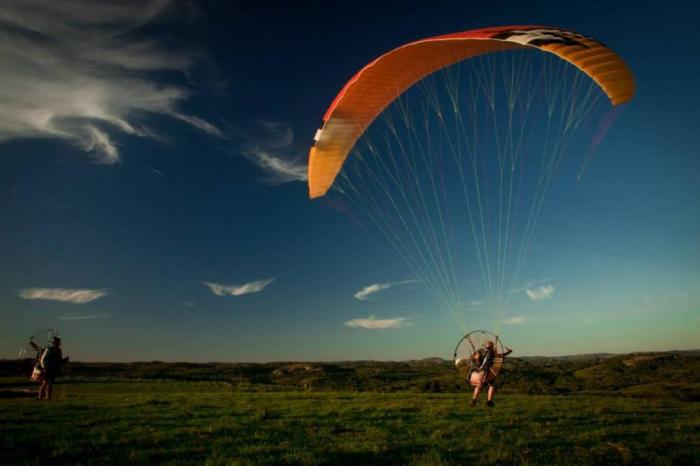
[[1, 351, 698, 464], [2, 350, 698, 401], [1, 380, 698, 465]]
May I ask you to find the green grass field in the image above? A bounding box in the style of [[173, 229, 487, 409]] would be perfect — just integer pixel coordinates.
[[1, 378, 698, 465]]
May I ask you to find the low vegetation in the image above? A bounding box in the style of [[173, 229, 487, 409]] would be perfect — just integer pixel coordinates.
[[2, 351, 698, 400], [1, 351, 698, 464]]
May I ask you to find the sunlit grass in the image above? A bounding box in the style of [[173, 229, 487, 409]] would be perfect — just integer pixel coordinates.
[[1, 379, 698, 465]]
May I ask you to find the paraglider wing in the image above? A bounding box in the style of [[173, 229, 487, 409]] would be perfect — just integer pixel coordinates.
[[308, 25, 635, 198]]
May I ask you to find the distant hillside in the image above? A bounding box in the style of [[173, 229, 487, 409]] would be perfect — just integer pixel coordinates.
[[1, 350, 698, 401], [519, 353, 615, 364]]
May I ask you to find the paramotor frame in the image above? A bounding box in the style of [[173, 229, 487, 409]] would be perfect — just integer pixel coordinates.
[[454, 330, 505, 383]]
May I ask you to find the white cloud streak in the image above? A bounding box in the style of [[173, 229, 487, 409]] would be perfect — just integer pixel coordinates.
[[0, 0, 220, 163], [344, 315, 411, 330], [242, 148, 308, 183], [526, 285, 555, 301], [502, 316, 526, 325], [510, 277, 553, 294], [19, 288, 109, 304], [147, 165, 165, 176], [203, 278, 275, 297], [240, 120, 307, 184], [256, 120, 294, 148], [57, 313, 110, 321], [354, 283, 391, 301], [353, 280, 416, 301]]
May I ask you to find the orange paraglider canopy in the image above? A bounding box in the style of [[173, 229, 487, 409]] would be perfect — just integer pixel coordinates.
[[308, 25, 635, 198]]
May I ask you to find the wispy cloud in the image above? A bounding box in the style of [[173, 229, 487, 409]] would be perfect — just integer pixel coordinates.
[[353, 280, 416, 301], [240, 121, 307, 184], [510, 277, 552, 294], [354, 283, 391, 301], [57, 313, 110, 321], [203, 278, 275, 297], [242, 148, 307, 183], [256, 120, 294, 149], [146, 165, 165, 176], [502, 316, 526, 325], [0, 0, 220, 164], [526, 285, 555, 301], [344, 315, 411, 329], [19, 288, 109, 304]]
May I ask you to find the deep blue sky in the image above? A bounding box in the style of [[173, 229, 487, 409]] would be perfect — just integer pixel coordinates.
[[1, 0, 698, 361]]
